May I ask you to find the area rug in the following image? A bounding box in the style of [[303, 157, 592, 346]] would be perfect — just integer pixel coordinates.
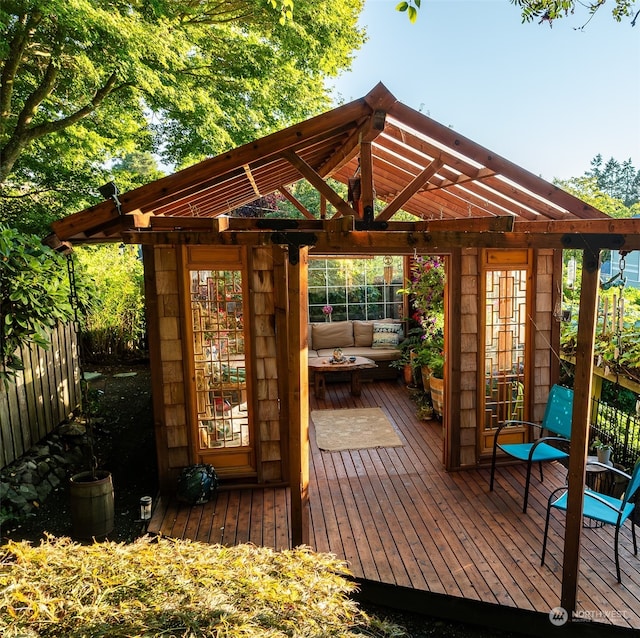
[[312, 407, 403, 452]]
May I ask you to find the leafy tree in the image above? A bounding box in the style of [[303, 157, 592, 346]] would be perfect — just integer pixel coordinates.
[[1, 0, 365, 234], [0, 225, 75, 383], [0, 150, 164, 236], [510, 0, 638, 25], [555, 174, 639, 218], [587, 155, 640, 207], [231, 193, 285, 217], [398, 1, 639, 25]]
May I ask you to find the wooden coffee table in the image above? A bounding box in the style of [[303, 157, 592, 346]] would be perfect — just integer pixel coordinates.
[[308, 356, 377, 400]]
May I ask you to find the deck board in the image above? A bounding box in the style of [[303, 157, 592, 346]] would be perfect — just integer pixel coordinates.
[[148, 378, 640, 631]]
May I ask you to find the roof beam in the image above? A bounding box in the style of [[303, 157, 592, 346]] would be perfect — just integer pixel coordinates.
[[119, 225, 640, 253], [377, 157, 445, 221], [389, 101, 609, 220], [278, 186, 316, 220], [514, 218, 640, 234], [243, 165, 261, 198], [359, 140, 373, 218], [282, 150, 356, 218]]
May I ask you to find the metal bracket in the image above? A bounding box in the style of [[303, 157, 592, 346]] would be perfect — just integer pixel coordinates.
[[561, 234, 625, 273], [355, 208, 388, 231], [270, 232, 317, 265], [561, 234, 625, 250]]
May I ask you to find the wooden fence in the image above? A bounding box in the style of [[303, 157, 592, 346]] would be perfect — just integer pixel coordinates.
[[0, 323, 80, 469]]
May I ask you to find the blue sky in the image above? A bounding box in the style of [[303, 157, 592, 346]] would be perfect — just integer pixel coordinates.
[[328, 0, 639, 182]]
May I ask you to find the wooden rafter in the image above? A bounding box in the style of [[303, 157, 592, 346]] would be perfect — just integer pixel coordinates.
[[282, 150, 355, 218], [243, 165, 261, 199], [278, 186, 316, 220], [377, 157, 445, 221], [388, 101, 607, 220], [52, 82, 618, 242]]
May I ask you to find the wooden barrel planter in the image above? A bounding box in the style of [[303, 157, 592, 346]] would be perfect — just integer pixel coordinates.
[[430, 376, 445, 418], [420, 365, 431, 394], [69, 470, 114, 539]]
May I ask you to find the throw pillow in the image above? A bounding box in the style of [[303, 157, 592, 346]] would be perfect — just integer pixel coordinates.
[[371, 322, 402, 348], [311, 321, 354, 350], [353, 320, 374, 347]]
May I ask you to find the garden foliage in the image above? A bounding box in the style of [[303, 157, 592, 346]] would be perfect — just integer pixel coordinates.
[[0, 226, 75, 383], [0, 536, 404, 637], [75, 244, 146, 360]]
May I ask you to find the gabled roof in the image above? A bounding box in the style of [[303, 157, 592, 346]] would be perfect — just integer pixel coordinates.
[[54, 82, 637, 247]]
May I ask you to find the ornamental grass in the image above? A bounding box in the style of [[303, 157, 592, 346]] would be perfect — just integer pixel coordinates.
[[0, 535, 405, 638]]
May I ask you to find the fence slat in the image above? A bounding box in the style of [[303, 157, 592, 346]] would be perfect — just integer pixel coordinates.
[[0, 323, 80, 470]]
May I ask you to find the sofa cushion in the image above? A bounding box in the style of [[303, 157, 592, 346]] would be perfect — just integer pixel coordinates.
[[353, 320, 374, 347], [316, 346, 400, 362], [371, 322, 402, 348], [311, 321, 354, 350]]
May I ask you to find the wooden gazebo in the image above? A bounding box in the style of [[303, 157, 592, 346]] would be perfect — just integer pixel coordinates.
[[50, 83, 640, 622]]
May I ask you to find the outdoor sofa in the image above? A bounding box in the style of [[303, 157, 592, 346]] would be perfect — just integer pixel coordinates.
[[307, 319, 401, 380]]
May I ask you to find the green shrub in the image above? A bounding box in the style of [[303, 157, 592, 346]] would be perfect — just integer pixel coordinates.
[[75, 244, 146, 360], [0, 225, 74, 384]]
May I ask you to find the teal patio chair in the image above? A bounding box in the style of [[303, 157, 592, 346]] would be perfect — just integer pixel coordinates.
[[490, 384, 573, 513], [541, 460, 640, 583]]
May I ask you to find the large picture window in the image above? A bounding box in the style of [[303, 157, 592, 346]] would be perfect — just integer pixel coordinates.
[[308, 256, 404, 322]]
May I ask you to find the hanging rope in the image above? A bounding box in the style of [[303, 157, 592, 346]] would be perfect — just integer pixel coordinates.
[[528, 310, 574, 379], [67, 253, 98, 479]]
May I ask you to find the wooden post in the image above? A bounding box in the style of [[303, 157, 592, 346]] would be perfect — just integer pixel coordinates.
[[561, 248, 600, 615], [288, 247, 310, 546]]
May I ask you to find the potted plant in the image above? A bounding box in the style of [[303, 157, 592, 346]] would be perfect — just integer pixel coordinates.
[[398, 256, 445, 393], [410, 344, 434, 392], [390, 349, 415, 385], [390, 325, 425, 386], [591, 437, 613, 465], [69, 376, 115, 540], [415, 392, 434, 421]]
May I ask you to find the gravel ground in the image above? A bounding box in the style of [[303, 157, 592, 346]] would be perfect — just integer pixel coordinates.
[[2, 363, 158, 544], [2, 362, 526, 637]]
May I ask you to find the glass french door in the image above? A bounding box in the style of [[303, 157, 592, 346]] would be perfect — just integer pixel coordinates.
[[188, 266, 254, 474], [481, 251, 531, 455]]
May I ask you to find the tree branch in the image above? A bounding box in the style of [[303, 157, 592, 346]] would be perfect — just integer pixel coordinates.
[[27, 71, 120, 140], [0, 71, 120, 185], [0, 11, 44, 120], [13, 49, 61, 136]]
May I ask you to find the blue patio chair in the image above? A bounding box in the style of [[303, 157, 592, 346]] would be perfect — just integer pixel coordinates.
[[541, 460, 640, 583], [489, 384, 573, 513]]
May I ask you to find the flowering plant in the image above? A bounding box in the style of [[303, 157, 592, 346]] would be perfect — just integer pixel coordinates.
[[399, 255, 445, 341], [399, 255, 446, 379], [322, 305, 333, 316]]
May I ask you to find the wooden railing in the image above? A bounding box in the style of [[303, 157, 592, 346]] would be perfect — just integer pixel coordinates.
[[0, 323, 80, 469]]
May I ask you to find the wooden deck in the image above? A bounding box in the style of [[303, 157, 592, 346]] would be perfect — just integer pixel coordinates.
[[149, 379, 640, 634]]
